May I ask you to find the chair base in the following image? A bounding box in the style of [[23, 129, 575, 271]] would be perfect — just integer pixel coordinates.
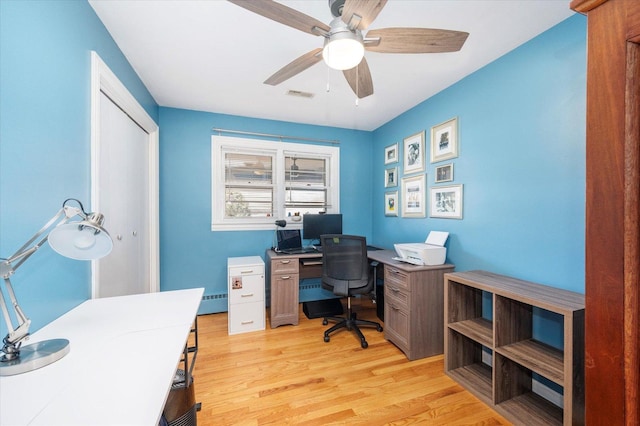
[[323, 310, 383, 349]]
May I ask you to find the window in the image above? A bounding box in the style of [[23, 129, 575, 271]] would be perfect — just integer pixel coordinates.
[[212, 136, 340, 231]]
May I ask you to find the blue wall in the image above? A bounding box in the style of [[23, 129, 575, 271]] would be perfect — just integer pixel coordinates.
[[372, 15, 586, 294], [1, 1, 586, 340], [0, 1, 158, 335], [158, 108, 373, 312]]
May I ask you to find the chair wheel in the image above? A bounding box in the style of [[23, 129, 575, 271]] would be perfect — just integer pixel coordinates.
[[322, 319, 328, 325], [361, 340, 368, 349], [377, 325, 383, 332], [324, 336, 330, 342]]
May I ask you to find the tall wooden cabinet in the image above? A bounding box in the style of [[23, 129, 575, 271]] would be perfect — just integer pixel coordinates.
[[569, 1, 640, 423]]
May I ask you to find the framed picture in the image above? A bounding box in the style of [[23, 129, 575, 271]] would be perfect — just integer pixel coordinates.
[[385, 167, 398, 187], [435, 162, 454, 183], [430, 117, 459, 163], [430, 184, 463, 219], [401, 174, 426, 218], [384, 191, 398, 216], [403, 131, 425, 174], [384, 143, 398, 164]]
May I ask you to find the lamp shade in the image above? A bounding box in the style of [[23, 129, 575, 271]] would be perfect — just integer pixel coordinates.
[[48, 221, 113, 260]]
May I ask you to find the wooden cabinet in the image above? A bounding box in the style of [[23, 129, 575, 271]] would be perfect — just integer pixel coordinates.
[[227, 256, 265, 335], [444, 270, 585, 426], [381, 261, 454, 360], [268, 254, 300, 328]]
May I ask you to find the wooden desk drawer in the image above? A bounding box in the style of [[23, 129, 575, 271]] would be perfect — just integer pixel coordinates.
[[271, 258, 299, 274], [385, 285, 409, 310], [385, 302, 409, 351], [385, 266, 410, 291]]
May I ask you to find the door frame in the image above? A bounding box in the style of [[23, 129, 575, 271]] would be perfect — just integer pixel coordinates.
[[90, 51, 159, 297]]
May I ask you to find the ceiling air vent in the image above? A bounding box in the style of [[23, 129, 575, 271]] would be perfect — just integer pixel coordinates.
[[286, 89, 314, 99]]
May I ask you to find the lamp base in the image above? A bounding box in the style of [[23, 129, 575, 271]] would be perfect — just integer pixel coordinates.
[[0, 338, 70, 376]]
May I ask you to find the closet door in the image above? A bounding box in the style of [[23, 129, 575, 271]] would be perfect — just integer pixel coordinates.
[[97, 91, 150, 297]]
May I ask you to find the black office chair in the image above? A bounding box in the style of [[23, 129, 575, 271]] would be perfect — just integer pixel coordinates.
[[320, 234, 383, 348]]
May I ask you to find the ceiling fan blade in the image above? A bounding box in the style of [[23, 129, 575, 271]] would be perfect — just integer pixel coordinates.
[[264, 48, 323, 86], [365, 28, 469, 53], [228, 0, 330, 36], [343, 57, 374, 99], [341, 0, 388, 31]]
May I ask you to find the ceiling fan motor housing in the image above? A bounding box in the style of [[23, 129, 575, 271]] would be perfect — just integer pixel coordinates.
[[328, 0, 345, 18]]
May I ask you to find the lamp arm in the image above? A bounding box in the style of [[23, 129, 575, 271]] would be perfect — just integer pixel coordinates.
[[0, 201, 84, 352], [0, 277, 30, 346], [4, 207, 72, 274]]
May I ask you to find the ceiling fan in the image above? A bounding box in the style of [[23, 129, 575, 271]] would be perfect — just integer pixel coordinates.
[[228, 0, 469, 99]]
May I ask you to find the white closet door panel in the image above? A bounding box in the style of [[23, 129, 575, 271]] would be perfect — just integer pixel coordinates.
[[98, 92, 149, 297]]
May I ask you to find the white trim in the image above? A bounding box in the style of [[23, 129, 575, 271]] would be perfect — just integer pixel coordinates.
[[212, 135, 340, 231], [90, 51, 160, 296]]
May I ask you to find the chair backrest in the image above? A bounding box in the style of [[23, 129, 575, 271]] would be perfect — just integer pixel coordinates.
[[320, 234, 371, 297]]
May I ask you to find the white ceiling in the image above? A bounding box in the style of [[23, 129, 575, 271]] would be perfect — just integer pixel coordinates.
[[89, 0, 575, 131]]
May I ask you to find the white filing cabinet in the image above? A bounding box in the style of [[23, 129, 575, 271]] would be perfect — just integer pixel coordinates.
[[227, 256, 265, 335]]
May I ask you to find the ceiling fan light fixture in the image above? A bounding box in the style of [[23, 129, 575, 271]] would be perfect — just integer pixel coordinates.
[[322, 18, 364, 71]]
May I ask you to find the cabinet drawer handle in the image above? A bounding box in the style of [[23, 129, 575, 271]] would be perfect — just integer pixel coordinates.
[[281, 276, 291, 280], [390, 287, 400, 292], [391, 305, 399, 311], [240, 270, 255, 274], [241, 293, 254, 297], [280, 260, 291, 264], [241, 320, 254, 325]]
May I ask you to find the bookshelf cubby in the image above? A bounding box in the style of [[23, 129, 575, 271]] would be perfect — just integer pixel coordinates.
[[444, 271, 585, 426]]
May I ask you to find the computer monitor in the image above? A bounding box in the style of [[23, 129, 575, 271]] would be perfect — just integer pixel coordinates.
[[302, 213, 342, 244]]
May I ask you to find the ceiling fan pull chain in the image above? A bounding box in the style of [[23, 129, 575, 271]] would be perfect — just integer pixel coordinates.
[[355, 65, 359, 106], [326, 66, 331, 93]]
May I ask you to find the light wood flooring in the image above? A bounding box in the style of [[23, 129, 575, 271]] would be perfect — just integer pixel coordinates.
[[192, 297, 511, 425]]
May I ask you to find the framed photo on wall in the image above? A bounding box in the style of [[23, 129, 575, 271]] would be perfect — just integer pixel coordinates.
[[385, 167, 398, 187], [430, 117, 459, 163], [384, 191, 398, 216], [435, 162, 454, 183], [401, 174, 426, 218], [430, 184, 463, 219], [384, 143, 398, 164], [403, 131, 425, 174]]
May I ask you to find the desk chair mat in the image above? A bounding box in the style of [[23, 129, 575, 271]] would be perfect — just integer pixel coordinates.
[[302, 299, 344, 319]]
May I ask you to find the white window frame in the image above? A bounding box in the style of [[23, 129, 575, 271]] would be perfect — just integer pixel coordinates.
[[212, 135, 340, 231]]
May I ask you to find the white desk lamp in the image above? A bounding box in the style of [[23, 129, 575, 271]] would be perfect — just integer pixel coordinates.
[[0, 198, 113, 376]]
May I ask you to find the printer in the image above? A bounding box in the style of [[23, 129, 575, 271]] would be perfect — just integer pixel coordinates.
[[393, 231, 449, 266]]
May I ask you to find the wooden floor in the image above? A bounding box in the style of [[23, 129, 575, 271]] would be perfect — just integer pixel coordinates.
[[192, 298, 511, 425]]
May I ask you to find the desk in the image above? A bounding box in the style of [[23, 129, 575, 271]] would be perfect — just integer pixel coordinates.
[[0, 288, 203, 426], [266, 249, 454, 359]]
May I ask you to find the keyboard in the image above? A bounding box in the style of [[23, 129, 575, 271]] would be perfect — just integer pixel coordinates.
[[280, 247, 318, 254]]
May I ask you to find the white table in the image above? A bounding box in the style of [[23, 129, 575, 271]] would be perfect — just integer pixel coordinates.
[[0, 288, 203, 425]]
